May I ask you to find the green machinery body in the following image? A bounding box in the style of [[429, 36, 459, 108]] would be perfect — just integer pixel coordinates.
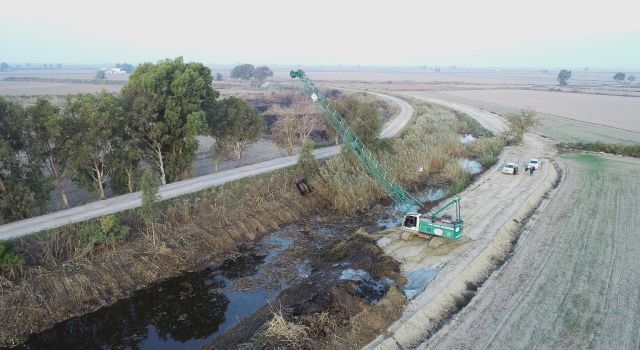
[[290, 69, 464, 240]]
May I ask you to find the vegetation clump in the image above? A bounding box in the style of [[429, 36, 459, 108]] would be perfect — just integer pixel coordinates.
[[297, 141, 320, 180], [505, 109, 539, 144], [557, 69, 572, 86], [558, 142, 640, 158], [0, 240, 24, 276], [80, 215, 130, 249]]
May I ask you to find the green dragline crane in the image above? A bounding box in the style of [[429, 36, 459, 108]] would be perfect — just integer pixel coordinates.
[[290, 69, 463, 240]]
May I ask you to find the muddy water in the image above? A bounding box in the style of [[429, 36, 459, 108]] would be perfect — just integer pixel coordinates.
[[13, 215, 386, 350], [14, 232, 297, 350]]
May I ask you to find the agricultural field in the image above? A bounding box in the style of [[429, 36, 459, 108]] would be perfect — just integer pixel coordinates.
[[402, 91, 640, 145], [441, 89, 640, 133], [423, 154, 640, 349]]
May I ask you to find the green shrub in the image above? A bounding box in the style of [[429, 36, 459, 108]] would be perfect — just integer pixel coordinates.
[[297, 141, 320, 179], [79, 215, 130, 248], [479, 151, 498, 168], [0, 240, 24, 273]]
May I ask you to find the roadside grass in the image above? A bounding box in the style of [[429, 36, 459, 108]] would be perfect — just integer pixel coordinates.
[[0, 99, 503, 347]]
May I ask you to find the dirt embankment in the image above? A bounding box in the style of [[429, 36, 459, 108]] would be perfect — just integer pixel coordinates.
[[422, 154, 640, 349], [366, 132, 559, 349]]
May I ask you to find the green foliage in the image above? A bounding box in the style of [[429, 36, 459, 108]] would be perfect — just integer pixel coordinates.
[[478, 151, 498, 168], [140, 170, 160, 233], [448, 170, 470, 196], [0, 62, 9, 71], [613, 72, 626, 82], [122, 57, 218, 184], [335, 95, 382, 148], [95, 70, 106, 80], [214, 72, 223, 81], [253, 66, 273, 84], [79, 215, 129, 248], [27, 98, 76, 207], [557, 69, 572, 86], [297, 141, 319, 179], [0, 240, 24, 272], [207, 96, 265, 166], [65, 92, 124, 199], [506, 109, 539, 144], [230, 64, 255, 80], [0, 98, 52, 222]]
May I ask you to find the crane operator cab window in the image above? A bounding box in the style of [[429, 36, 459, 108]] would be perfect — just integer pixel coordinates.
[[403, 214, 418, 228]]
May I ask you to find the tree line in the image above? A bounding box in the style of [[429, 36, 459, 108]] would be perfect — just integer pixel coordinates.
[[0, 57, 264, 223]]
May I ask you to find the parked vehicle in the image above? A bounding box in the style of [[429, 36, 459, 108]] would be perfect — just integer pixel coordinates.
[[502, 162, 518, 175], [527, 159, 540, 170]]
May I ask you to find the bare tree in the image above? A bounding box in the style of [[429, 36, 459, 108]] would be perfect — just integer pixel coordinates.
[[297, 114, 318, 145]]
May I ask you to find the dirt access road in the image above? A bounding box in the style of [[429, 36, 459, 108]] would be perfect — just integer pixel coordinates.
[[0, 92, 413, 241], [367, 94, 559, 349], [421, 154, 640, 349]]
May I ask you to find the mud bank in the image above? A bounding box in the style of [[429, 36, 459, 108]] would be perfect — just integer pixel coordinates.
[[205, 230, 406, 350]]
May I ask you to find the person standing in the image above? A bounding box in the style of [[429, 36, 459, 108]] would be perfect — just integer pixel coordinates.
[[529, 166, 535, 176]]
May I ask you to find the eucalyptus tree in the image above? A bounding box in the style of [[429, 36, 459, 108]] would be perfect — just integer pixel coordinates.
[[0, 98, 51, 221], [207, 96, 264, 167], [27, 98, 76, 208], [65, 92, 123, 200], [122, 57, 218, 184]]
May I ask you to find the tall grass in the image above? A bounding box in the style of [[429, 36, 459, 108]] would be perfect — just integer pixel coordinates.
[[311, 100, 503, 213]]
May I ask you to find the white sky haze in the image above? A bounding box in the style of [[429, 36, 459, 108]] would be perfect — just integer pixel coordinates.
[[1, 0, 639, 68]]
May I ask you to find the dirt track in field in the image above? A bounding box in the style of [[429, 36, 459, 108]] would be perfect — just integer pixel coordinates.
[[420, 154, 640, 349], [366, 93, 560, 349]]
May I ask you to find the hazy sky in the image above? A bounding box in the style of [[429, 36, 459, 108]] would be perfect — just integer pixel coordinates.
[[2, 0, 639, 68]]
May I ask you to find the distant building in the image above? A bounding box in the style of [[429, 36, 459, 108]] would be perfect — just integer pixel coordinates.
[[100, 67, 126, 74]]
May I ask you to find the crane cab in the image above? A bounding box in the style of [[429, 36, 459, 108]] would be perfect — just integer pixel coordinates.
[[402, 196, 464, 240], [403, 212, 463, 240]]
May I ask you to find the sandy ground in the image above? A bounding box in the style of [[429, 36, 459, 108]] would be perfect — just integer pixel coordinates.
[[421, 154, 640, 349], [366, 95, 560, 349]]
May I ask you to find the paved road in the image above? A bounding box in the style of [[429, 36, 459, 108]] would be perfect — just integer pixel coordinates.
[[0, 92, 413, 240]]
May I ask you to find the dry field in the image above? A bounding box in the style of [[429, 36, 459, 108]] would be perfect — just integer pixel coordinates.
[[402, 91, 640, 144], [440, 89, 640, 133], [272, 68, 640, 96], [0, 81, 122, 97], [423, 154, 640, 349]]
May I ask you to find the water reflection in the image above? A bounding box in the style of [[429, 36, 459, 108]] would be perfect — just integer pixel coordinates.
[[19, 270, 230, 350], [17, 251, 271, 350]]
